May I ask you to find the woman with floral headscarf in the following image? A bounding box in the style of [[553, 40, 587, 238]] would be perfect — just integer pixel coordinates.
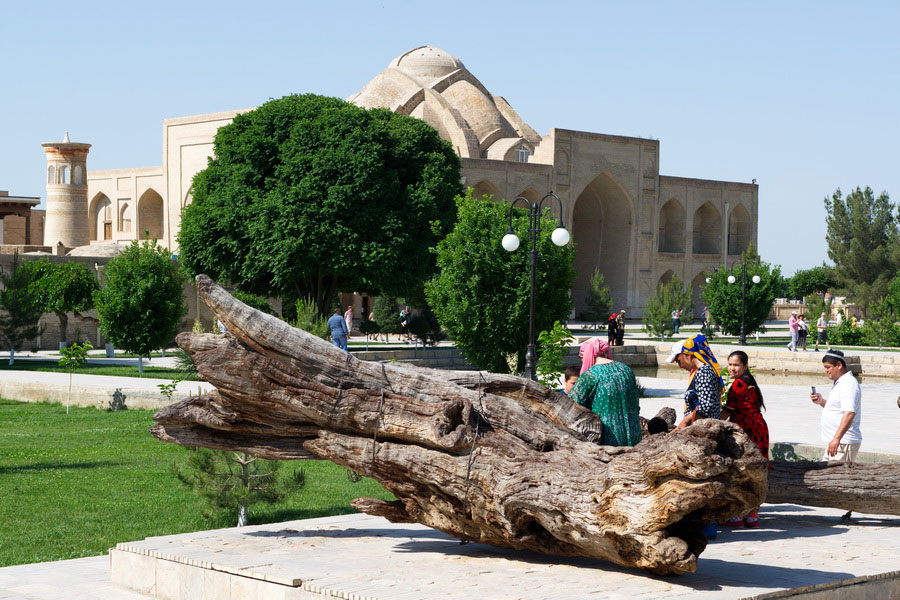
[[667, 334, 723, 429]]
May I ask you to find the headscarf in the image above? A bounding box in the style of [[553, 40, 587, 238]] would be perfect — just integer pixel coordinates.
[[579, 337, 611, 374], [678, 334, 724, 391]]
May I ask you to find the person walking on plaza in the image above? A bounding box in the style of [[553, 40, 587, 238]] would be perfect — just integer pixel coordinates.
[[671, 308, 682, 334], [721, 350, 769, 528], [815, 311, 828, 351], [344, 305, 354, 338], [328, 307, 349, 351], [787, 310, 799, 352], [606, 313, 618, 346], [810, 349, 862, 466], [797, 314, 809, 351], [400, 306, 412, 342]]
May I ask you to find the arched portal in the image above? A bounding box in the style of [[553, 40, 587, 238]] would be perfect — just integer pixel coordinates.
[[658, 198, 685, 253], [728, 204, 752, 255], [517, 187, 540, 204], [138, 189, 164, 241], [572, 173, 633, 314], [690, 272, 707, 318], [659, 269, 674, 287], [472, 180, 502, 202], [89, 193, 111, 241], [119, 202, 132, 233], [692, 202, 721, 255]]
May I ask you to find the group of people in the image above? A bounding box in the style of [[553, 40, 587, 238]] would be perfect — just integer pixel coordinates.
[[788, 310, 833, 352], [606, 310, 627, 346], [566, 332, 862, 537], [327, 304, 413, 349]]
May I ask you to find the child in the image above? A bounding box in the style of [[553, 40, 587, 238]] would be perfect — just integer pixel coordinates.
[[562, 366, 580, 396]]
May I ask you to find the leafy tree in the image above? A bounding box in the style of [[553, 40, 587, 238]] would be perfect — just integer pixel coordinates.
[[825, 186, 897, 308], [373, 295, 402, 342], [59, 341, 92, 414], [177, 94, 462, 315], [885, 275, 900, 316], [426, 192, 575, 374], [32, 261, 99, 346], [93, 240, 186, 374], [358, 318, 380, 350], [536, 321, 574, 388], [788, 266, 835, 300], [292, 296, 330, 340], [642, 275, 692, 341], [0, 252, 44, 365], [231, 290, 274, 315], [583, 268, 612, 333], [803, 293, 832, 328], [701, 246, 780, 339], [174, 448, 305, 527], [862, 298, 898, 349]]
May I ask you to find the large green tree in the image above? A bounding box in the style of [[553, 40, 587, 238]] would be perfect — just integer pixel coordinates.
[[32, 261, 99, 346], [787, 265, 835, 300], [824, 186, 896, 308], [178, 94, 461, 315], [701, 246, 780, 339], [426, 193, 575, 374], [94, 240, 186, 373], [0, 252, 43, 364], [642, 275, 692, 341]]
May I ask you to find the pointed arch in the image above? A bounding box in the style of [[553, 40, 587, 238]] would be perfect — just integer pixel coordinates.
[[60, 165, 69, 185], [119, 202, 132, 233], [472, 180, 502, 202], [182, 185, 193, 208], [692, 202, 721, 255], [690, 271, 708, 319], [728, 203, 752, 255], [138, 188, 164, 241], [47, 165, 55, 184], [73, 165, 84, 185], [658, 198, 685, 253], [572, 172, 633, 313], [517, 187, 540, 204], [659, 269, 674, 287], [89, 193, 111, 241]]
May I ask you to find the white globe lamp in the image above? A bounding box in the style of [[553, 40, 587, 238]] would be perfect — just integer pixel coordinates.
[[551, 227, 570, 247], [727, 275, 736, 284], [501, 233, 520, 252]]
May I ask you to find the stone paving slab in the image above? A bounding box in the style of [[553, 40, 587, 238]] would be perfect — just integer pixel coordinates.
[[63, 507, 900, 600]]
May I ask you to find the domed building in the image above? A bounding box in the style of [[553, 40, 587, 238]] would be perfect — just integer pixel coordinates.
[[69, 45, 756, 318]]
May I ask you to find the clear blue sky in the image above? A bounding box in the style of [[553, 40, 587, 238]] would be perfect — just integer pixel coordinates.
[[3, 1, 898, 275]]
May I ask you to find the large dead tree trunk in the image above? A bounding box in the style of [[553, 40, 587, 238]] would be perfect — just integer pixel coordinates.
[[153, 276, 768, 575]]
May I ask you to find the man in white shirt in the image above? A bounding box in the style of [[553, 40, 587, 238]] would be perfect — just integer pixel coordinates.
[[810, 349, 862, 465]]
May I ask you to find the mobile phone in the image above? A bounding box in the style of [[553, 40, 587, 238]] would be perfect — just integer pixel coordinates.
[[811, 386, 816, 395]]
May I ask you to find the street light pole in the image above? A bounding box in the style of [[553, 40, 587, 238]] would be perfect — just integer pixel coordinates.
[[727, 262, 761, 346], [502, 192, 570, 380]]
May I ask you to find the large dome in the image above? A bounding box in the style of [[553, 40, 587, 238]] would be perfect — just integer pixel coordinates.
[[390, 46, 463, 80], [349, 46, 542, 160]]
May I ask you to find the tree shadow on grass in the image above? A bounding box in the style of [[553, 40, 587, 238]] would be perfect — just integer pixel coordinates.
[[0, 460, 123, 474]]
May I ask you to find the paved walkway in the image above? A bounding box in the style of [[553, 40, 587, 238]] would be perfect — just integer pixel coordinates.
[[2, 508, 898, 600]]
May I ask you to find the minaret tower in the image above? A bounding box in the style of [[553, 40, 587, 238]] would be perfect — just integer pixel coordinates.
[[42, 132, 91, 249]]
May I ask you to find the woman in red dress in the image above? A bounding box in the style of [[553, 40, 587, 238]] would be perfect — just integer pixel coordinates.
[[722, 350, 769, 528]]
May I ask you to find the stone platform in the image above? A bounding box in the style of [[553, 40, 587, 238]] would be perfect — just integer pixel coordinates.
[[105, 508, 899, 600]]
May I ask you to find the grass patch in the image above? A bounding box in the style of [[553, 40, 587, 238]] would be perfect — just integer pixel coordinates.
[[0, 361, 201, 381], [0, 399, 392, 567]]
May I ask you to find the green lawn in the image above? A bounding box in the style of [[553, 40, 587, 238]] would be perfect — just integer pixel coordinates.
[[0, 361, 201, 381], [0, 399, 392, 567]]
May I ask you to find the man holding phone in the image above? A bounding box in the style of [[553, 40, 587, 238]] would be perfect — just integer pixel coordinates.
[[810, 349, 862, 465]]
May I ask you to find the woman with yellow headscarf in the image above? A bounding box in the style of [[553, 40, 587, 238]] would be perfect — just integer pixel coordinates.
[[666, 334, 724, 429]]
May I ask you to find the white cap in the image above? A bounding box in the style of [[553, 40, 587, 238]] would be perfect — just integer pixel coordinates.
[[666, 341, 686, 363]]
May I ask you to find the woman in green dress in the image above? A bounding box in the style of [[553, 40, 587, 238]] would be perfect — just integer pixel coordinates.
[[569, 341, 642, 447]]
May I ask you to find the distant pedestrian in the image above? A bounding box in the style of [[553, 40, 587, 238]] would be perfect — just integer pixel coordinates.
[[787, 311, 799, 352], [328, 308, 349, 351], [344, 305, 354, 337], [671, 308, 682, 334], [797, 314, 809, 351], [702, 306, 710, 332], [400, 306, 411, 342], [815, 312, 828, 351], [615, 310, 626, 346], [607, 313, 618, 345]]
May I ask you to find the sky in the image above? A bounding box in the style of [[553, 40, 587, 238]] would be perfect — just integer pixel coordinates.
[[2, 1, 898, 275]]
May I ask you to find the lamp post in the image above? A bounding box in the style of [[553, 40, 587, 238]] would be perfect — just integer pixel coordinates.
[[726, 262, 761, 346], [501, 192, 570, 380]]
